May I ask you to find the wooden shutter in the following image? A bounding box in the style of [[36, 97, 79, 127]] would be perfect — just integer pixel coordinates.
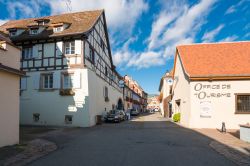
[[20, 77, 27, 90], [85, 42, 89, 58], [33, 73, 40, 89], [32, 45, 38, 58], [56, 41, 63, 56], [73, 71, 81, 88], [75, 40, 82, 55], [53, 72, 60, 89]]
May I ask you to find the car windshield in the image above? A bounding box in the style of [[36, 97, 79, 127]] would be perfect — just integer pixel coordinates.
[[108, 110, 117, 114]]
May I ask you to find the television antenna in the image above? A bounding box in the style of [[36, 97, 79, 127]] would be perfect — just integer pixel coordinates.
[[66, 0, 72, 12]]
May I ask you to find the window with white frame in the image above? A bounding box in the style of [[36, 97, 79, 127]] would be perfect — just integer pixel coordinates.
[[53, 26, 63, 33], [22, 47, 33, 59], [41, 74, 53, 89], [64, 41, 75, 55], [63, 73, 74, 89]]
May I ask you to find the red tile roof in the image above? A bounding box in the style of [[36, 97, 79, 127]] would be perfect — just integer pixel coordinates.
[[176, 42, 250, 79], [0, 10, 103, 41]]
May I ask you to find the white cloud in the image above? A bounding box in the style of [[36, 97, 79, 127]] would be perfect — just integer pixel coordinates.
[[245, 32, 250, 38], [45, 0, 148, 36], [225, 5, 236, 15], [147, 1, 181, 50], [224, 0, 250, 15], [219, 35, 238, 42], [114, 0, 217, 69], [6, 0, 44, 19], [127, 51, 164, 69], [202, 24, 224, 43], [0, 19, 8, 26], [146, 0, 217, 59]]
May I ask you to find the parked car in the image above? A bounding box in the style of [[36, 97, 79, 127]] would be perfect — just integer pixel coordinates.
[[130, 108, 140, 116], [105, 110, 125, 122], [154, 108, 159, 112], [149, 109, 154, 113]]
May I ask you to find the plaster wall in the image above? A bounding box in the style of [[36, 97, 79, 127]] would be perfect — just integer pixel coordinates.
[[0, 71, 19, 147]]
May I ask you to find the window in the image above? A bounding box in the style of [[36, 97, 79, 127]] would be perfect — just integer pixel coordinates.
[[63, 73, 74, 89], [53, 26, 63, 33], [10, 30, 17, 36], [105, 66, 108, 76], [33, 113, 40, 122], [41, 74, 53, 89], [22, 47, 33, 59], [65, 41, 75, 55], [30, 28, 38, 35], [104, 86, 109, 102], [236, 94, 250, 113], [100, 40, 105, 51], [65, 115, 73, 124], [20, 77, 27, 90], [104, 86, 108, 97], [89, 47, 95, 64]]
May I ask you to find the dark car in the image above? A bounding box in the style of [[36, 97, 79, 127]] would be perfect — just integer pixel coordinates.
[[130, 108, 140, 116], [105, 110, 126, 122]]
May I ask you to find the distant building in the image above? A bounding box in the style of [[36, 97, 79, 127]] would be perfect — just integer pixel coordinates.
[[123, 75, 147, 112], [0, 10, 123, 127], [172, 42, 250, 129], [147, 96, 160, 110], [0, 33, 25, 147], [158, 70, 173, 117]]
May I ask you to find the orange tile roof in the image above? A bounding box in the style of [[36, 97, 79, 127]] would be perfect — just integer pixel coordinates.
[[176, 42, 250, 79]]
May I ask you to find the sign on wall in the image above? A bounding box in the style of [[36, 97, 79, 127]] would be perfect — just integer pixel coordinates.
[[194, 83, 231, 100], [200, 101, 212, 118], [68, 105, 77, 112]]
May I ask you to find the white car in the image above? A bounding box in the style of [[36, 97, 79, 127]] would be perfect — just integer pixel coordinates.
[[154, 108, 159, 112]]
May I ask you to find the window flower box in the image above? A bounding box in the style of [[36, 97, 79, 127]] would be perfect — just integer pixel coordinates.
[[60, 89, 75, 96]]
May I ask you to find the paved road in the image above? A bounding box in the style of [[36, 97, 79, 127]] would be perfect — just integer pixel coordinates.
[[29, 113, 236, 166]]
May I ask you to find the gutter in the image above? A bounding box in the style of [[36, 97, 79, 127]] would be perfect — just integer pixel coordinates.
[[0, 63, 26, 76]]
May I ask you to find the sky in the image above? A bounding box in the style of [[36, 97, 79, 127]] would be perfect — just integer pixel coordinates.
[[0, 0, 250, 94]]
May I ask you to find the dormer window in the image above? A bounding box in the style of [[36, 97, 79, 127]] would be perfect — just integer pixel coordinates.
[[7, 28, 24, 37], [10, 30, 17, 37], [53, 26, 63, 33], [51, 22, 70, 33], [30, 28, 38, 35], [34, 18, 50, 26]]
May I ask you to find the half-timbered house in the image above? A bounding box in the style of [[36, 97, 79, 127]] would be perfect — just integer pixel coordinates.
[[0, 10, 123, 127]]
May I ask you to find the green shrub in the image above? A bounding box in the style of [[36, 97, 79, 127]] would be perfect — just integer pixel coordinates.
[[173, 113, 180, 122]]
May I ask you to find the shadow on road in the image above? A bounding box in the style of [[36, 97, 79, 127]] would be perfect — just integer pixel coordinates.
[[1, 113, 249, 166]]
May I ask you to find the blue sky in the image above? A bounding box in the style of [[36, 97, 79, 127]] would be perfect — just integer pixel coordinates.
[[0, 0, 250, 94]]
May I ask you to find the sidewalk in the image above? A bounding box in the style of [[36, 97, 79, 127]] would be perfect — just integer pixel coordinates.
[[195, 129, 250, 166]]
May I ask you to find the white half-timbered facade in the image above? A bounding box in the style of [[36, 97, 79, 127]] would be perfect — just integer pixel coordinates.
[[0, 10, 123, 127]]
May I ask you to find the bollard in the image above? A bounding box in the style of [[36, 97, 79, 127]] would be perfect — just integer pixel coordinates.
[[221, 122, 226, 133]]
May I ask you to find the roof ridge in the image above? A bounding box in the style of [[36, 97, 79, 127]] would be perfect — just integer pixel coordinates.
[[1, 9, 104, 24], [177, 41, 250, 47]]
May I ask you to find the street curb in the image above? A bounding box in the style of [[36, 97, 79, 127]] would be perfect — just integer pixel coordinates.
[[210, 141, 250, 166], [3, 139, 57, 166]]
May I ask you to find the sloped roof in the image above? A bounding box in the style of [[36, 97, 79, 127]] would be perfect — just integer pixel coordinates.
[[0, 10, 103, 41], [176, 42, 250, 80], [158, 69, 173, 91]]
